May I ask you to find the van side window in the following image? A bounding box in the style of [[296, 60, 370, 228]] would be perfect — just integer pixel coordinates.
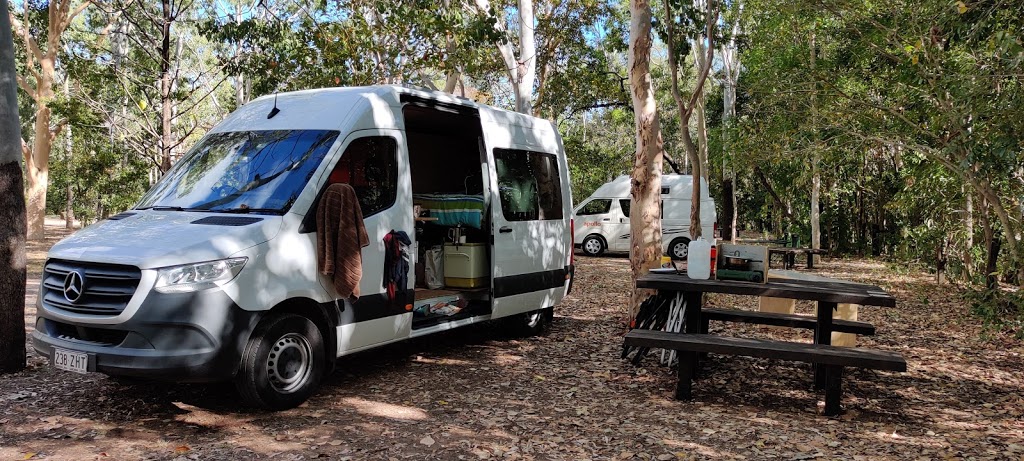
[[619, 200, 631, 217], [578, 199, 611, 216], [494, 148, 564, 221], [327, 136, 398, 216]]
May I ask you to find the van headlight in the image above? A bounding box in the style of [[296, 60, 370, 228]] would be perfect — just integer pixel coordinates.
[[154, 258, 248, 293]]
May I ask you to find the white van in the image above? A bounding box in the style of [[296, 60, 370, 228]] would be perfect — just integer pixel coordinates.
[[32, 85, 574, 410], [573, 174, 716, 259]]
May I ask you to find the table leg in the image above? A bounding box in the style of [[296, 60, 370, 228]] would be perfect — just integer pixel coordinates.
[[684, 291, 702, 334], [683, 291, 703, 376], [676, 351, 695, 400], [806, 251, 815, 269], [814, 301, 837, 389], [823, 365, 843, 416]]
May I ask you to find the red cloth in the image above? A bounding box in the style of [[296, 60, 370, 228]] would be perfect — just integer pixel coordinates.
[[316, 184, 369, 299]]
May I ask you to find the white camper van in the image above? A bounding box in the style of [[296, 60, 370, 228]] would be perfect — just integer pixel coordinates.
[[33, 85, 574, 410], [573, 174, 716, 259]]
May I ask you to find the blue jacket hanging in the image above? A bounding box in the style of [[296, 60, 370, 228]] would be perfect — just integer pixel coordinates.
[[383, 230, 412, 305]]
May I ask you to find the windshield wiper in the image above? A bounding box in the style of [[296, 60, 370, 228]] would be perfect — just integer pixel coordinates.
[[138, 205, 189, 211]]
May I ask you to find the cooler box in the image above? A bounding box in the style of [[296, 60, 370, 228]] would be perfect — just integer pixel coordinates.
[[443, 243, 488, 288]]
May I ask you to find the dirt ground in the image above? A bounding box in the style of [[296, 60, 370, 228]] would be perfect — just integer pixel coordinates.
[[2, 224, 1022, 460]]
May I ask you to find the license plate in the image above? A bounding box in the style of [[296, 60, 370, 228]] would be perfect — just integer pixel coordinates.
[[53, 347, 89, 374]]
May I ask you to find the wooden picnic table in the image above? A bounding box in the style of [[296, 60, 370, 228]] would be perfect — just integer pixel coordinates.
[[625, 271, 905, 415], [768, 247, 828, 269]]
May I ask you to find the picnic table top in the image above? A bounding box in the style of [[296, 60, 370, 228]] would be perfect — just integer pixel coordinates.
[[636, 271, 896, 307]]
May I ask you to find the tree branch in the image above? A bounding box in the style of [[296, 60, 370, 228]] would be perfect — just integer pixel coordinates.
[[16, 75, 36, 98], [754, 165, 793, 219]]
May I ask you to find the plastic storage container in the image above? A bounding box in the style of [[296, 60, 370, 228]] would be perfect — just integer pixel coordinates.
[[443, 243, 488, 288], [687, 237, 712, 279]]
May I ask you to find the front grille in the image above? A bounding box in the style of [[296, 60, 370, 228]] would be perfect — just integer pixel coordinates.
[[49, 319, 129, 346], [42, 259, 141, 316]]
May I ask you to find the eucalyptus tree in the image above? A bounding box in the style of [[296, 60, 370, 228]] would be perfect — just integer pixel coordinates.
[[9, 0, 93, 240], [718, 0, 740, 241], [658, 0, 719, 240], [625, 0, 665, 320], [0, 0, 26, 373]]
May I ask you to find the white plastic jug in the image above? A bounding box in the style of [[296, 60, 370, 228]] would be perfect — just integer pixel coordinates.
[[687, 237, 712, 279]]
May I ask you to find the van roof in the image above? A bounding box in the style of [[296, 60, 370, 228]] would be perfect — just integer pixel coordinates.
[[210, 85, 554, 135], [588, 174, 710, 200]]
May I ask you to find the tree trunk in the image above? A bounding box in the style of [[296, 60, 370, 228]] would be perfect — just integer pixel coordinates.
[[809, 31, 820, 263], [691, 43, 709, 183], [515, 0, 536, 114], [0, 0, 27, 373], [720, 2, 741, 242], [233, 2, 246, 106], [986, 233, 1000, 291], [64, 76, 74, 229], [665, 0, 717, 241], [475, 0, 536, 114], [627, 0, 664, 322], [721, 176, 735, 241], [25, 56, 54, 241], [15, 1, 92, 240], [159, 0, 173, 172], [964, 188, 973, 279]]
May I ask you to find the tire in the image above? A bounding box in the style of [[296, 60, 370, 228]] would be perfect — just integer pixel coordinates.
[[669, 237, 691, 261], [506, 307, 553, 337], [581, 235, 605, 256], [235, 314, 326, 411]]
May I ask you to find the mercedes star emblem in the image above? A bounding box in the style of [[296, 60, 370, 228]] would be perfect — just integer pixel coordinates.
[[63, 271, 85, 303]]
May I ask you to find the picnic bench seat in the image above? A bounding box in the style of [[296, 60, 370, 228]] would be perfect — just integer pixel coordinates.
[[623, 329, 907, 416], [700, 307, 876, 336]]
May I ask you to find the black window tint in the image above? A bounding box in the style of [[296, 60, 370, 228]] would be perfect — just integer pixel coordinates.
[[620, 199, 631, 217], [494, 148, 564, 221], [578, 199, 611, 216], [330, 137, 398, 216]]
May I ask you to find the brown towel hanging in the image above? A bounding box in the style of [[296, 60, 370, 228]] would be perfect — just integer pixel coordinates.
[[316, 183, 369, 299]]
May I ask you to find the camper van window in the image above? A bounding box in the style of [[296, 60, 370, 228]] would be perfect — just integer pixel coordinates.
[[494, 148, 563, 221], [137, 130, 339, 213], [578, 199, 611, 215], [619, 199, 631, 217], [327, 136, 398, 216]]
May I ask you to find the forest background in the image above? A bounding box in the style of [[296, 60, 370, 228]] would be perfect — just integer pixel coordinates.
[[7, 0, 1024, 331]]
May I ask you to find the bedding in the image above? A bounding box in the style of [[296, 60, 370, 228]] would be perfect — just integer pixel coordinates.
[[413, 194, 486, 229]]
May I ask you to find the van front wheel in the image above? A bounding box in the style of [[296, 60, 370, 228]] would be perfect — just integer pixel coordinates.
[[236, 314, 326, 411], [581, 235, 605, 256], [669, 238, 691, 261]]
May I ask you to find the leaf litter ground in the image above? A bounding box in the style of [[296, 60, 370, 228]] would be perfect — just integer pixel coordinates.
[[2, 226, 1022, 460]]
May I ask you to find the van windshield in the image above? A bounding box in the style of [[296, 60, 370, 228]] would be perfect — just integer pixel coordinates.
[[136, 130, 339, 213]]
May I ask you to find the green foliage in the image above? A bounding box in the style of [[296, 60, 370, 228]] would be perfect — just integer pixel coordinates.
[[965, 289, 1024, 339]]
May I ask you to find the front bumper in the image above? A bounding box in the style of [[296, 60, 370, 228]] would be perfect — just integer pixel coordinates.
[[33, 288, 262, 382]]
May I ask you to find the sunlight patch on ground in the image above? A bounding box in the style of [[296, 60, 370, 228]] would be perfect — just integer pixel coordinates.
[[412, 356, 474, 366], [491, 352, 523, 366], [340, 396, 430, 421], [172, 402, 254, 428], [661, 438, 737, 458]]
